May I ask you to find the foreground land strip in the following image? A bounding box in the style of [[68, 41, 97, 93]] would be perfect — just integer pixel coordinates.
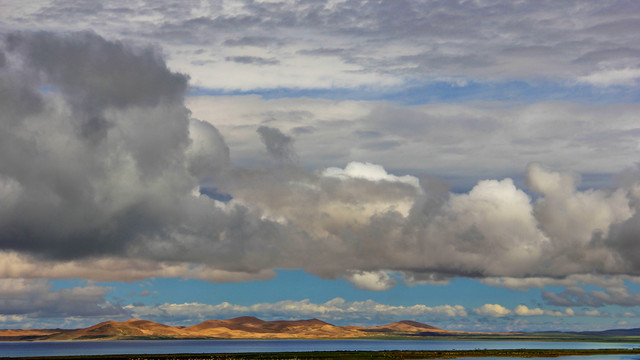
[[5, 348, 640, 360]]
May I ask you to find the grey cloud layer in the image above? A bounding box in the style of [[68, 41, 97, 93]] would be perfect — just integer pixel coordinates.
[[543, 281, 640, 308], [2, 1, 640, 89], [0, 279, 126, 321], [2, 31, 640, 290], [188, 96, 640, 186]]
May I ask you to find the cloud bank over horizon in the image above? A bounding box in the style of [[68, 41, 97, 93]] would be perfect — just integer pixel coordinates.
[[1, 31, 640, 295]]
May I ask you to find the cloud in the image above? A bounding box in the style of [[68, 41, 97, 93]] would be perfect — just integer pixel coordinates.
[[481, 274, 636, 291], [257, 125, 296, 162], [584, 309, 603, 317], [0, 251, 276, 283], [185, 118, 230, 185], [0, 31, 286, 277], [223, 36, 283, 48], [5, 31, 187, 147], [513, 305, 572, 317], [346, 271, 397, 291], [473, 304, 512, 318], [578, 68, 640, 86], [4, 1, 640, 89], [188, 95, 640, 184], [3, 31, 640, 292], [474, 304, 573, 318], [543, 282, 640, 307], [226, 56, 279, 65], [323, 162, 421, 190], [0, 279, 127, 319], [126, 298, 581, 325], [126, 297, 468, 325], [0, 31, 229, 262]]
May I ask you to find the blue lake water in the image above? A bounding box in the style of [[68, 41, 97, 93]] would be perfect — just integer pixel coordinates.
[[0, 340, 639, 358]]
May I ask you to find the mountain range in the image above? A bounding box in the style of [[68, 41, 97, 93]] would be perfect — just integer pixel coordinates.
[[3, 317, 639, 342], [0, 317, 471, 341]]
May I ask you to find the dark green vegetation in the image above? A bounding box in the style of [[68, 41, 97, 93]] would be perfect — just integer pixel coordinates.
[[4, 348, 640, 360]]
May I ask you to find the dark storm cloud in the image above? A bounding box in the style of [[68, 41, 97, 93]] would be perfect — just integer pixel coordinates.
[[257, 126, 296, 162], [6, 31, 187, 108], [0, 31, 222, 259], [0, 32, 295, 278], [6, 31, 188, 149], [606, 213, 640, 272]]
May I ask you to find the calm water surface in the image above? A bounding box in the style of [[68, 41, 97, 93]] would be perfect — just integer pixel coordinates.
[[1, 340, 639, 358]]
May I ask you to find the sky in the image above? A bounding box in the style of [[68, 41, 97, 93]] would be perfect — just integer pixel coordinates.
[[1, 0, 640, 332]]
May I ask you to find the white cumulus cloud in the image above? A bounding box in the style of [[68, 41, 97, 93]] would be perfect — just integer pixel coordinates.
[[346, 271, 397, 291], [323, 162, 421, 190], [473, 304, 512, 317], [126, 298, 468, 325]]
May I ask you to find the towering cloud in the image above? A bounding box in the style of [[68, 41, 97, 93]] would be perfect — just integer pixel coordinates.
[[0, 31, 227, 261]]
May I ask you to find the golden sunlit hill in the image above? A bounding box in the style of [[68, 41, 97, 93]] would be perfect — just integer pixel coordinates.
[[362, 320, 449, 334], [183, 317, 363, 339], [43, 319, 187, 341]]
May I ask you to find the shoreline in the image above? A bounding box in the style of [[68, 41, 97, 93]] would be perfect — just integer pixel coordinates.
[[4, 348, 640, 360]]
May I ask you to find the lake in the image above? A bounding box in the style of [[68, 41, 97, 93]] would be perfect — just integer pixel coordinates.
[[1, 339, 639, 358]]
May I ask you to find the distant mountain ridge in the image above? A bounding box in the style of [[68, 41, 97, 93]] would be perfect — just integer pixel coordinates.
[[3, 317, 638, 341], [577, 328, 640, 336], [0, 317, 457, 341]]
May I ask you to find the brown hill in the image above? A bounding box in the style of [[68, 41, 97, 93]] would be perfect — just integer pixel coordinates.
[[185, 316, 267, 333], [360, 320, 448, 334], [0, 329, 60, 341], [46, 320, 140, 340], [121, 319, 187, 336], [185, 317, 361, 339], [397, 320, 442, 330], [46, 319, 186, 341]]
